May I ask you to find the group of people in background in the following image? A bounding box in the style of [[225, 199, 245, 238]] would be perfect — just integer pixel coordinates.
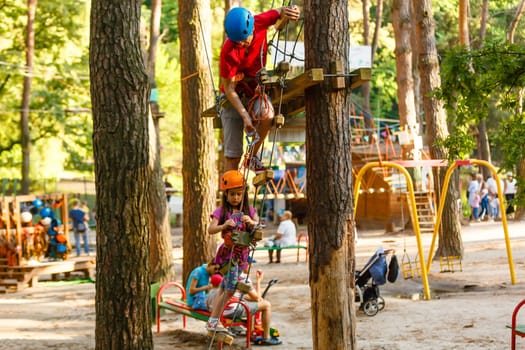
[[467, 171, 518, 222]]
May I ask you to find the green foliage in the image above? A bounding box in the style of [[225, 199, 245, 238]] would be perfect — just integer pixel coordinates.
[[438, 41, 525, 165], [2, 0, 525, 192], [435, 125, 475, 162], [492, 113, 525, 171], [0, 0, 90, 179]]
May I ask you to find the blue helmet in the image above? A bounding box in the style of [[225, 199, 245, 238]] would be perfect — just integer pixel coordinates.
[[224, 7, 254, 42], [40, 207, 53, 218], [32, 198, 43, 209]]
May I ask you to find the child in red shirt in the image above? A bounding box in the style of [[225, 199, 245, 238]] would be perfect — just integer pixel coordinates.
[[219, 6, 300, 172]]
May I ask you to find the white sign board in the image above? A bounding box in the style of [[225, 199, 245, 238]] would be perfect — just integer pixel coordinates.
[[349, 46, 372, 70]]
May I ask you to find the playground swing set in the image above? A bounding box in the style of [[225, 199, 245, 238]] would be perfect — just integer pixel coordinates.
[[354, 159, 517, 301]]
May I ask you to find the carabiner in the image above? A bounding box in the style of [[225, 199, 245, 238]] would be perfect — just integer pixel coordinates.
[[245, 131, 260, 147]]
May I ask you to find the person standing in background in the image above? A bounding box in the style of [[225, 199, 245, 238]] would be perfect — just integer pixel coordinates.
[[69, 199, 90, 256], [504, 171, 517, 217]]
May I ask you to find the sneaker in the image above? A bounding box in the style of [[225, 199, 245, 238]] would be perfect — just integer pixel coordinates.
[[247, 156, 267, 174], [206, 321, 228, 333], [260, 337, 282, 346]]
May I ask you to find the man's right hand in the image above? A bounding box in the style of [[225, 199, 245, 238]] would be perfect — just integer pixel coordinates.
[[243, 117, 256, 134]]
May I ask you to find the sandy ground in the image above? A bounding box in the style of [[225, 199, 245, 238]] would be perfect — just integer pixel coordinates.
[[2, 219, 525, 350]]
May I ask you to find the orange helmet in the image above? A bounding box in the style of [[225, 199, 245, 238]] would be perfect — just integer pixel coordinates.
[[220, 170, 245, 191]]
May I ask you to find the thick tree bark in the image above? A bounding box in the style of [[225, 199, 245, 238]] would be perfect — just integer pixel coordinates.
[[178, 0, 217, 284], [20, 0, 37, 194], [304, 1, 355, 349], [414, 0, 463, 258], [90, 1, 153, 349]]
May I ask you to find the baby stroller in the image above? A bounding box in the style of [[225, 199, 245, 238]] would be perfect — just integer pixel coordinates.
[[355, 247, 398, 316]]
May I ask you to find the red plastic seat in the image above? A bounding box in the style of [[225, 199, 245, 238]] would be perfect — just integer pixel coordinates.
[[510, 299, 525, 350]]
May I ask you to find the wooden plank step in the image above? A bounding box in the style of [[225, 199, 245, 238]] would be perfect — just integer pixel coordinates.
[[0, 271, 27, 281], [0, 278, 25, 291], [0, 278, 19, 285]]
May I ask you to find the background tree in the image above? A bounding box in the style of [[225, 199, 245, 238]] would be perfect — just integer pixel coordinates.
[[146, 0, 174, 283], [178, 0, 217, 284], [304, 1, 356, 349], [20, 0, 37, 194], [475, 0, 491, 179], [392, 0, 417, 160], [90, 0, 153, 348], [414, 0, 463, 257], [0, 1, 88, 185], [360, 0, 383, 137]]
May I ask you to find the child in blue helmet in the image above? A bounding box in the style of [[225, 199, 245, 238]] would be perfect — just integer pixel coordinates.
[[219, 6, 300, 173]]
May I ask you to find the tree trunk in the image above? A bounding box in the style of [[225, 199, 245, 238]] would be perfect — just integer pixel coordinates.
[[410, 1, 422, 127], [414, 0, 463, 258], [90, 1, 153, 349], [507, 0, 525, 43], [475, 0, 491, 180], [460, 0, 491, 180], [147, 0, 161, 78], [458, 0, 470, 47], [146, 0, 174, 283], [479, 0, 488, 41], [392, 0, 417, 159], [304, 1, 355, 349], [20, 0, 37, 194], [178, 0, 217, 284], [148, 113, 174, 283], [361, 0, 374, 136]]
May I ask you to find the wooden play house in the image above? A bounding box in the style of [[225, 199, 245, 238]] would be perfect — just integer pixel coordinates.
[[0, 193, 94, 293]]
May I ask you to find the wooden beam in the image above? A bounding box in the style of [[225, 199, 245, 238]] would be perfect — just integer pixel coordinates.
[[350, 68, 372, 89], [202, 68, 324, 119], [274, 68, 324, 104]]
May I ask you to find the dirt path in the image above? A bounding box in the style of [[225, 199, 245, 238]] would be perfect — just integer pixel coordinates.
[[1, 220, 524, 349]]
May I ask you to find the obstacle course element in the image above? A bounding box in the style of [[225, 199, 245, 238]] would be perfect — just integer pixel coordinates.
[[0, 194, 71, 266], [0, 194, 93, 292]]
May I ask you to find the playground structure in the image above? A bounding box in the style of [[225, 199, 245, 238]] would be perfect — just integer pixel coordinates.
[[354, 159, 517, 301], [0, 193, 94, 293], [426, 159, 516, 284]]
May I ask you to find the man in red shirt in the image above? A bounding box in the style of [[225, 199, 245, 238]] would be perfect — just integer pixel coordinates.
[[219, 6, 300, 172]]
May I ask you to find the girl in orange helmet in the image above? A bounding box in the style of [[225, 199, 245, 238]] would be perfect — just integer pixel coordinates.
[[206, 170, 260, 333]]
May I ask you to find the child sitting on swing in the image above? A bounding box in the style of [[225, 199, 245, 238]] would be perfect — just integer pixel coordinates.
[[206, 170, 260, 333]]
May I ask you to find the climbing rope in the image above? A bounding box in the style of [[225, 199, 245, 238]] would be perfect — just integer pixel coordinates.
[[205, 5, 304, 346]]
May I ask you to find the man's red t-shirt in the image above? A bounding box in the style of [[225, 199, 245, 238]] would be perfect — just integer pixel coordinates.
[[220, 9, 280, 97]]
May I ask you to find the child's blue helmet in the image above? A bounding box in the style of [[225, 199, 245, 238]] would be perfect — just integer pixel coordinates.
[[224, 7, 254, 42]]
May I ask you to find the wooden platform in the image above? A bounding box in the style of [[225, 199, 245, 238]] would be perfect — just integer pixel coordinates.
[[0, 257, 95, 293]]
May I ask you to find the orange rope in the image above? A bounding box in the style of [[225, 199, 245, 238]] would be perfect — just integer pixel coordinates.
[[247, 86, 271, 122]]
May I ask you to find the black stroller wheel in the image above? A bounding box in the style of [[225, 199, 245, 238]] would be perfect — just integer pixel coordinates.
[[363, 300, 379, 316], [377, 296, 385, 310]]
